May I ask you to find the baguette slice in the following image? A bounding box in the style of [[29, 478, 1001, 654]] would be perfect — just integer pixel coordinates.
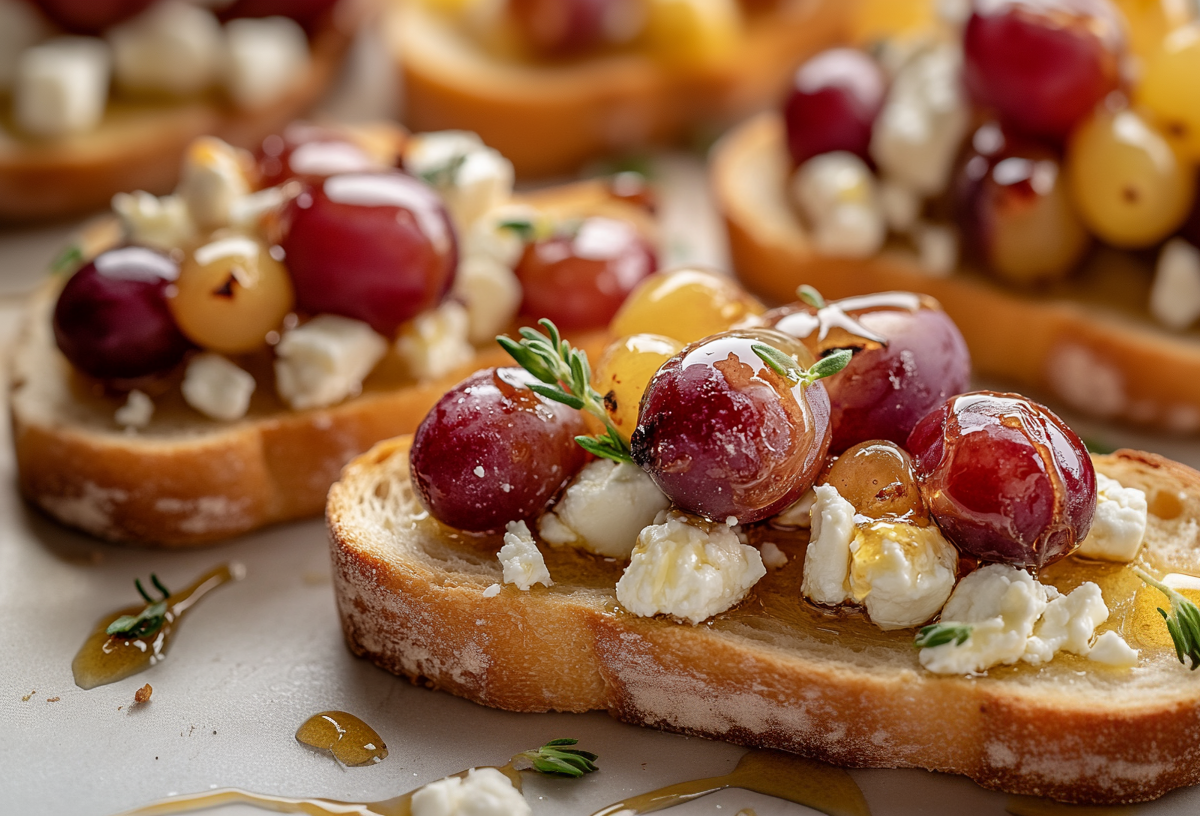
[[390, 0, 848, 178], [330, 434, 1200, 805], [0, 6, 360, 223], [8, 180, 628, 547], [713, 112, 1200, 434]]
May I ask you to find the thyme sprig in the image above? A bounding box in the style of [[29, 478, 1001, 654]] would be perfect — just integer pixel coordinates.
[[498, 320, 632, 464], [752, 345, 853, 388], [1134, 567, 1200, 670], [517, 739, 599, 778], [106, 574, 171, 639], [796, 284, 825, 309], [417, 152, 467, 188], [914, 622, 972, 649]]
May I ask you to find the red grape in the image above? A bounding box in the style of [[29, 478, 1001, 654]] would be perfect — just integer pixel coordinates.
[[257, 124, 382, 189], [278, 172, 457, 336], [53, 246, 191, 380], [410, 367, 590, 533], [907, 391, 1097, 569], [31, 0, 154, 33], [508, 0, 639, 57], [630, 329, 832, 524], [219, 0, 339, 28], [766, 292, 970, 454], [783, 47, 886, 166], [963, 0, 1124, 141], [515, 216, 657, 331]]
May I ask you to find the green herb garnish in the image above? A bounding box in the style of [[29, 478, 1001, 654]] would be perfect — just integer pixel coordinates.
[[106, 574, 171, 639], [497, 218, 537, 242], [499, 320, 633, 465], [796, 284, 825, 309], [1083, 437, 1117, 455], [752, 345, 853, 387], [51, 244, 84, 276], [1134, 567, 1200, 670], [914, 622, 972, 648], [418, 153, 468, 188], [517, 739, 599, 778]]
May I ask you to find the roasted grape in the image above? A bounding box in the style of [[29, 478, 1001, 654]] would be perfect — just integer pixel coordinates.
[[1137, 24, 1200, 161], [820, 440, 928, 524], [907, 391, 1096, 569], [610, 267, 765, 343], [257, 124, 382, 189], [630, 329, 831, 524], [767, 292, 970, 453], [515, 217, 656, 331], [591, 333, 683, 441], [410, 367, 590, 533], [31, 0, 154, 33], [783, 48, 886, 167], [508, 0, 641, 56], [53, 246, 190, 380], [278, 172, 457, 336]]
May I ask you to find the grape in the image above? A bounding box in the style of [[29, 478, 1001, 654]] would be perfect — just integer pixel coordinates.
[[766, 292, 970, 454], [610, 267, 765, 344], [31, 0, 154, 33], [218, 0, 338, 27], [907, 391, 1096, 569], [783, 48, 886, 167], [515, 216, 656, 331], [963, 0, 1124, 141], [278, 172, 457, 336], [53, 246, 190, 380], [955, 123, 1090, 285], [410, 367, 589, 533], [820, 440, 928, 524], [1137, 24, 1200, 162], [257, 124, 382, 189], [508, 0, 641, 56], [1066, 106, 1195, 248], [630, 329, 832, 524], [591, 333, 683, 441]]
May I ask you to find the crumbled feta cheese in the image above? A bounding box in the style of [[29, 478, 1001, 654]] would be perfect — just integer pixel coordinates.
[[0, 0, 52, 91], [1149, 238, 1200, 330], [108, 1, 221, 97], [452, 254, 523, 346], [274, 315, 388, 410], [176, 137, 253, 230], [464, 205, 538, 268], [228, 186, 289, 231], [404, 131, 516, 232], [224, 16, 311, 110], [870, 44, 969, 196], [616, 512, 766, 624], [396, 301, 474, 381], [115, 390, 154, 429], [112, 192, 197, 250], [1023, 582, 1108, 664], [760, 542, 788, 570], [913, 221, 958, 277], [1088, 630, 1140, 668], [1077, 473, 1148, 563], [791, 152, 886, 258], [15, 37, 111, 138], [498, 521, 552, 590], [800, 484, 856, 606], [770, 489, 815, 529], [481, 584, 501, 598], [848, 520, 958, 630], [411, 767, 531, 816], [878, 179, 921, 233], [181, 354, 256, 422], [538, 459, 670, 559]]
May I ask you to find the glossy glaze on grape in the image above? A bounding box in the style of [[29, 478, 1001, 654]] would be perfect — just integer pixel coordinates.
[[53, 246, 191, 380], [907, 391, 1097, 569], [32, 0, 154, 34], [610, 267, 765, 344], [784, 48, 886, 167], [410, 367, 590, 534], [279, 172, 457, 336], [256, 124, 382, 189], [630, 329, 831, 524], [820, 440, 928, 524]]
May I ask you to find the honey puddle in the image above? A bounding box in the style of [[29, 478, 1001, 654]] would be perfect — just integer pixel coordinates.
[[1006, 795, 1138, 815], [295, 711, 388, 767], [72, 564, 240, 690]]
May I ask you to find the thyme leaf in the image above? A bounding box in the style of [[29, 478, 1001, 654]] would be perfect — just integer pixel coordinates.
[[518, 739, 599, 778], [1134, 567, 1200, 670], [107, 575, 171, 639], [914, 622, 972, 649]]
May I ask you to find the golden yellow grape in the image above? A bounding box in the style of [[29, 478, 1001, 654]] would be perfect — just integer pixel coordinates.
[[1137, 24, 1200, 161], [610, 267, 765, 343], [591, 333, 683, 440]]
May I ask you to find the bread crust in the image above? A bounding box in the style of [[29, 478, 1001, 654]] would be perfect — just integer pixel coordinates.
[[712, 112, 1200, 434], [329, 437, 1200, 804], [391, 0, 848, 178]]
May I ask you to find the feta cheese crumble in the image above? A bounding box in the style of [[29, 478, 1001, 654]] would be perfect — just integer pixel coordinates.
[[181, 354, 256, 422], [274, 316, 388, 410], [395, 301, 474, 381], [176, 137, 252, 230], [791, 152, 886, 258], [1150, 238, 1200, 330], [109, 1, 221, 98], [770, 489, 815, 529], [15, 37, 112, 138], [1088, 630, 1140, 668], [112, 192, 197, 250], [801, 484, 856, 606], [224, 16, 311, 110], [760, 541, 788, 569], [1077, 473, 1149, 563], [538, 459, 670, 559], [848, 520, 958, 630], [115, 390, 154, 429], [404, 131, 516, 232], [498, 521, 552, 591], [410, 767, 531, 816]]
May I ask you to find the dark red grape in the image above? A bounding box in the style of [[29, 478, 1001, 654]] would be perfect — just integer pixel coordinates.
[[783, 48, 886, 167], [907, 391, 1097, 569], [630, 329, 832, 524], [515, 216, 656, 331], [410, 367, 590, 533], [767, 292, 970, 454], [963, 0, 1124, 141], [31, 0, 154, 33], [219, 0, 338, 28], [257, 124, 382, 189], [53, 246, 190, 380], [509, 0, 638, 57], [278, 172, 457, 336]]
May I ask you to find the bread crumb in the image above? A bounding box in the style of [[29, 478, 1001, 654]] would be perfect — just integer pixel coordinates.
[[134, 684, 153, 704], [46, 697, 60, 703], [21, 690, 35, 701]]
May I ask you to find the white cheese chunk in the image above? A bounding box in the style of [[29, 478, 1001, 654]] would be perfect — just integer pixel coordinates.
[[1150, 238, 1200, 330], [1077, 473, 1149, 563], [913, 221, 959, 277], [274, 316, 388, 410], [404, 130, 515, 232], [791, 152, 886, 258], [538, 459, 670, 559], [1023, 582, 1109, 665], [0, 0, 52, 91], [181, 353, 256, 422], [481, 583, 501, 598], [108, 1, 221, 97], [228, 186, 289, 231], [498, 521, 552, 590], [1088, 630, 1140, 668], [114, 390, 154, 429], [760, 541, 788, 569], [464, 205, 537, 269], [411, 767, 531, 816], [848, 520, 958, 631], [770, 488, 815, 529], [112, 191, 197, 250], [224, 16, 311, 110], [452, 254, 523, 346], [15, 37, 111, 138], [800, 484, 856, 606], [176, 137, 253, 230], [395, 301, 474, 381], [878, 179, 921, 233], [616, 511, 766, 624]]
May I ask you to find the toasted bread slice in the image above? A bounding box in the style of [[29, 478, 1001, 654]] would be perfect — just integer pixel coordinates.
[[8, 180, 629, 546], [390, 0, 848, 178], [712, 113, 1200, 434], [329, 434, 1200, 805], [0, 7, 360, 223]]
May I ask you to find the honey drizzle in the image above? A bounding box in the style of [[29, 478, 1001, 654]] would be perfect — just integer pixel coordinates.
[[295, 711, 388, 767], [1005, 795, 1138, 815], [587, 750, 869, 816], [72, 564, 237, 690]]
